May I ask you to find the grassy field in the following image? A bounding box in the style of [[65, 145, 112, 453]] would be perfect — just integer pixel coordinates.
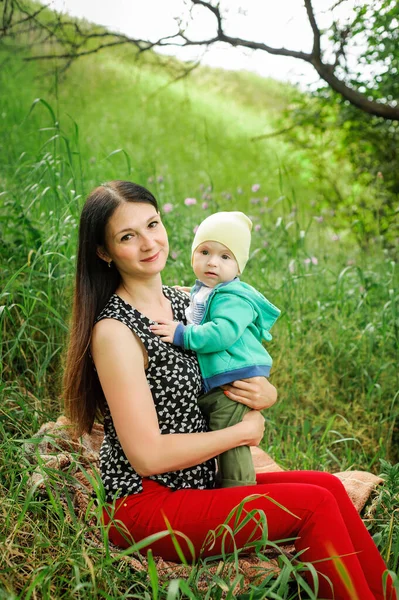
[[0, 25, 398, 599]]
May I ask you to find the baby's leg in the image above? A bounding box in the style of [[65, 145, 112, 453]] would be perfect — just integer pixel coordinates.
[[198, 389, 256, 487]]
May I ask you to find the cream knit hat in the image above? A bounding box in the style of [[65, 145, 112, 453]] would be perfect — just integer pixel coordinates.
[[191, 211, 253, 274]]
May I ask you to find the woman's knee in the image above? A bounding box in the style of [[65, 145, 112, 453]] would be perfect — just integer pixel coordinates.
[[307, 471, 347, 495], [256, 481, 339, 517]]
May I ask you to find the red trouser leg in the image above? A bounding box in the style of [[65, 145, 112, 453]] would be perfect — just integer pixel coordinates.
[[103, 471, 396, 600], [255, 472, 396, 600]]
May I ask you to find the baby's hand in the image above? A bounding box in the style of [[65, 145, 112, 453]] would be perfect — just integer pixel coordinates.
[[150, 319, 179, 343]]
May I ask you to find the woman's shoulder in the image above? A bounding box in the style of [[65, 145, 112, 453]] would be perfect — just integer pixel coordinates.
[[92, 317, 134, 344], [91, 318, 145, 370], [93, 294, 136, 343], [95, 293, 123, 321]]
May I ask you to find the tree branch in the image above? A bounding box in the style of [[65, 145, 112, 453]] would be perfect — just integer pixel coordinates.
[[304, 0, 321, 57], [191, 0, 224, 36], [174, 0, 312, 61], [161, 32, 312, 62], [310, 58, 399, 120], [5, 4, 46, 29], [251, 125, 297, 142], [176, 0, 399, 120], [22, 39, 141, 61], [3, 0, 398, 121], [146, 59, 201, 100]]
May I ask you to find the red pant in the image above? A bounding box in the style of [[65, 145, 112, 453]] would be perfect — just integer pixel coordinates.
[[103, 471, 396, 599]]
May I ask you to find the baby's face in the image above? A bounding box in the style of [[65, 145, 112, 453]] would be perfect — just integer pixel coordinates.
[[192, 241, 239, 287]]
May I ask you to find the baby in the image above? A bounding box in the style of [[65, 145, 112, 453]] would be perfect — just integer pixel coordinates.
[[151, 211, 280, 487]]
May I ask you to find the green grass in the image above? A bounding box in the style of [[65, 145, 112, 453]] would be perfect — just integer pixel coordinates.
[[0, 18, 398, 599]]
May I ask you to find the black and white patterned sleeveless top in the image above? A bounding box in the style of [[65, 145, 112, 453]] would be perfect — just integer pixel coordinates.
[[95, 286, 216, 501]]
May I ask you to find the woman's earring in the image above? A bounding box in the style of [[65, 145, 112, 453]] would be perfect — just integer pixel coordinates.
[[108, 261, 112, 268]]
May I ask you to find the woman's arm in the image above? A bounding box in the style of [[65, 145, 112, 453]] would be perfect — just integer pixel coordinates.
[[91, 319, 265, 478]]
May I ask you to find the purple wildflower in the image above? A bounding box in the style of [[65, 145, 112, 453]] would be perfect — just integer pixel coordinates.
[[184, 197, 197, 206], [255, 224, 261, 232], [162, 203, 173, 213], [251, 184, 260, 192], [202, 202, 209, 210]]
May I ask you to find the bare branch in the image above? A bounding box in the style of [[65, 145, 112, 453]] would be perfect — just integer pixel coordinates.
[[191, 0, 224, 36], [330, 0, 351, 10], [160, 32, 312, 62], [251, 125, 297, 142], [1, 0, 14, 34], [2, 0, 398, 120], [160, 0, 312, 61], [179, 0, 398, 120], [304, 0, 321, 57], [146, 59, 201, 100], [23, 39, 143, 61], [310, 61, 399, 120], [6, 5, 47, 29], [332, 26, 350, 69]]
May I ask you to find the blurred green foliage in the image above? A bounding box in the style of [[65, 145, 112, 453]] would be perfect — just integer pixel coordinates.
[[277, 0, 398, 245]]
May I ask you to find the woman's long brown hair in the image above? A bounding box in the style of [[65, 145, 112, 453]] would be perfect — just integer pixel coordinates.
[[63, 180, 158, 436]]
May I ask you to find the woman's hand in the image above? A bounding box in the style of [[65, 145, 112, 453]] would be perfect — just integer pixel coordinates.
[[241, 410, 266, 446], [221, 376, 277, 410]]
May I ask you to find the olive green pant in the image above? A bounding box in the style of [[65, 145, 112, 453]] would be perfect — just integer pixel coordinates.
[[197, 388, 256, 488]]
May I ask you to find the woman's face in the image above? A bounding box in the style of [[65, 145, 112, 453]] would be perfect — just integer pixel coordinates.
[[100, 201, 169, 279]]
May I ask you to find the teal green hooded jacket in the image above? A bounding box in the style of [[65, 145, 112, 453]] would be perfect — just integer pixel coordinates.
[[173, 279, 280, 392]]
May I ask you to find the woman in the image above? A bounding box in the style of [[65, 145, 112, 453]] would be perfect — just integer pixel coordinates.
[[64, 180, 395, 599]]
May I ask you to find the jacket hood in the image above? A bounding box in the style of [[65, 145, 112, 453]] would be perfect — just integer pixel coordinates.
[[212, 279, 280, 341]]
